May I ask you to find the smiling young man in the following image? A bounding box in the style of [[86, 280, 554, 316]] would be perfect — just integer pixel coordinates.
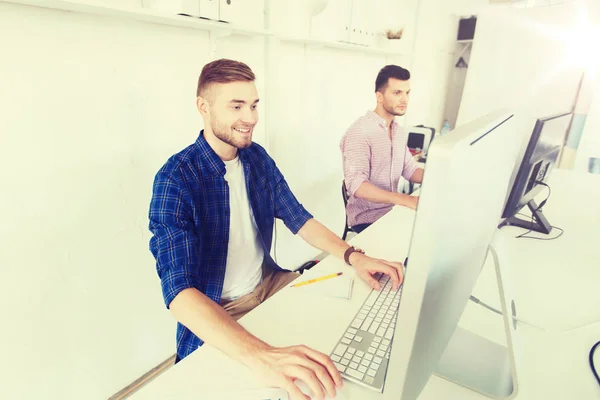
[[148, 59, 405, 400], [340, 65, 424, 234]]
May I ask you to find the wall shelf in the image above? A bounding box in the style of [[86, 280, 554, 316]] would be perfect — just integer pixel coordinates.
[[1, 0, 272, 37], [279, 36, 411, 57]]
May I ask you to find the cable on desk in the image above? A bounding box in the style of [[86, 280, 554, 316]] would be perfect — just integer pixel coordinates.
[[590, 340, 600, 386], [468, 295, 546, 331]]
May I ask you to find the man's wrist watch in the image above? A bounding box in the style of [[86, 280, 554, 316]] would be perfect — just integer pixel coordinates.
[[344, 246, 365, 266]]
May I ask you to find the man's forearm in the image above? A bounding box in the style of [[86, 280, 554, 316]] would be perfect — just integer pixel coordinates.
[[169, 288, 269, 364], [354, 181, 414, 207], [409, 168, 424, 184], [297, 219, 352, 262]]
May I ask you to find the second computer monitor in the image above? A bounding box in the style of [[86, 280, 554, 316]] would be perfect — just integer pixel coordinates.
[[499, 112, 572, 233]]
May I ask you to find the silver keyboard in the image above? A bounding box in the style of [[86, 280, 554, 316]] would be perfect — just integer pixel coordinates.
[[329, 274, 402, 392]]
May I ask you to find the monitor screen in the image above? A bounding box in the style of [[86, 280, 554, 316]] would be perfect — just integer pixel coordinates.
[[407, 133, 425, 150]]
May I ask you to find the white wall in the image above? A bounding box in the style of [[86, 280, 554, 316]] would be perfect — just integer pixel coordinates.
[[0, 1, 419, 398], [457, 4, 585, 126], [0, 2, 269, 399], [575, 65, 600, 171]]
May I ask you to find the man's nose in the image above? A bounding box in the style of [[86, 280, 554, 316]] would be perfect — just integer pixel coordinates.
[[241, 108, 257, 124]]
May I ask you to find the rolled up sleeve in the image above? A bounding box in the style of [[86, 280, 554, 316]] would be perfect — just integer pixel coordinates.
[[341, 131, 370, 196], [149, 172, 202, 308]]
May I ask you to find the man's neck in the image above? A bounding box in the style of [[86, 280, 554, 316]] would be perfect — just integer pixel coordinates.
[[203, 128, 238, 161], [374, 107, 395, 130]]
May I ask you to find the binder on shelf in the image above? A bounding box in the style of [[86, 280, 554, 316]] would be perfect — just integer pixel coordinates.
[[219, 0, 234, 22], [199, 0, 219, 21], [142, 0, 200, 18]]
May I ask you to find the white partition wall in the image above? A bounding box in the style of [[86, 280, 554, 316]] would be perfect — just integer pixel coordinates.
[[457, 4, 585, 127]]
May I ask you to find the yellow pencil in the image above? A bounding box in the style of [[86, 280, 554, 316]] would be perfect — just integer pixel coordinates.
[[290, 272, 343, 288]]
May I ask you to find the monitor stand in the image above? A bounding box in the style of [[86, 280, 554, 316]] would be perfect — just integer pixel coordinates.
[[433, 246, 520, 398], [499, 199, 552, 234]]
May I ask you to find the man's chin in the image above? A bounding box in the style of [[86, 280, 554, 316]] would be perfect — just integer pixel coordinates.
[[235, 139, 253, 149]]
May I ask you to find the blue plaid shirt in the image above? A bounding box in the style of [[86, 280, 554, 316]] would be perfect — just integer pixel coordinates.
[[149, 131, 313, 360]]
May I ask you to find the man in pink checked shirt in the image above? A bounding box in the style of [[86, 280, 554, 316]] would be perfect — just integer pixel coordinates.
[[340, 65, 425, 234]]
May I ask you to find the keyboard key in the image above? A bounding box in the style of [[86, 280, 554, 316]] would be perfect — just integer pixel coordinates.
[[385, 328, 394, 340], [364, 354, 373, 361], [350, 361, 359, 369], [350, 319, 362, 329], [377, 327, 387, 337], [365, 376, 375, 385], [344, 332, 354, 340], [352, 355, 361, 363], [374, 356, 383, 364], [347, 348, 356, 354], [373, 337, 382, 343], [341, 358, 351, 366], [347, 328, 358, 335], [360, 317, 374, 331], [361, 359, 370, 367], [364, 291, 380, 307], [369, 322, 380, 333], [382, 339, 391, 346], [379, 343, 388, 351], [354, 336, 363, 343], [381, 323, 389, 329], [358, 365, 368, 373], [368, 347, 376, 354], [334, 344, 348, 356], [367, 368, 378, 377], [356, 350, 365, 357], [341, 338, 351, 345], [346, 368, 364, 381], [331, 355, 341, 362], [376, 350, 386, 357], [334, 362, 346, 373]]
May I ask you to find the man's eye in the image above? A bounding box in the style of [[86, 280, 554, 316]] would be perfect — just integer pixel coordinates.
[[234, 106, 241, 110], [252, 105, 258, 109]]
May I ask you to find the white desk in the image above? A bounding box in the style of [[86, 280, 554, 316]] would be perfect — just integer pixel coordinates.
[[132, 169, 600, 400]]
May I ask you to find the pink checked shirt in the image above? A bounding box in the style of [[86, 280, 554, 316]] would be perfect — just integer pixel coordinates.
[[340, 111, 419, 227]]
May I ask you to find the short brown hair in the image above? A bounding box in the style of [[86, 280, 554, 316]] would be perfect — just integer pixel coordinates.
[[196, 59, 255, 98], [375, 65, 410, 93]]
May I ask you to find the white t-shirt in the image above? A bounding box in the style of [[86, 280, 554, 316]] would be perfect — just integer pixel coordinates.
[[220, 156, 264, 301]]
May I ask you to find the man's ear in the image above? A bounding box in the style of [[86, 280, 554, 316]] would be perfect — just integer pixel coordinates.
[[375, 91, 383, 104], [197, 96, 209, 116]]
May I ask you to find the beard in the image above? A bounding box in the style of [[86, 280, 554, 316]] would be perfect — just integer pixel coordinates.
[[210, 115, 253, 149], [383, 102, 406, 117]]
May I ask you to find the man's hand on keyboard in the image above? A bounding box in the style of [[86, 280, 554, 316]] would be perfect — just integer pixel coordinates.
[[349, 253, 404, 290], [248, 344, 343, 400]]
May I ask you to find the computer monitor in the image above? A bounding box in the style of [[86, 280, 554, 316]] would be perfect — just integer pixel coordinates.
[[407, 132, 425, 151], [499, 112, 573, 234], [383, 110, 523, 399]]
